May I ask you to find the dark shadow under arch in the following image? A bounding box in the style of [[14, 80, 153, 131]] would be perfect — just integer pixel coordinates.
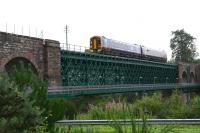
[[5, 57, 38, 76], [182, 71, 187, 83]]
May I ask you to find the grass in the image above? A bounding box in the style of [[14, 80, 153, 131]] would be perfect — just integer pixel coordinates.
[[55, 125, 200, 133], [76, 91, 200, 120], [55, 91, 200, 132]]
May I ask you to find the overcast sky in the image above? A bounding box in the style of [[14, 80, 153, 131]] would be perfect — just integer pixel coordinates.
[[0, 0, 200, 60]]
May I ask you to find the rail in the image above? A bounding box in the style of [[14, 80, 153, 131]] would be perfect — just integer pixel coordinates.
[[56, 119, 200, 125]]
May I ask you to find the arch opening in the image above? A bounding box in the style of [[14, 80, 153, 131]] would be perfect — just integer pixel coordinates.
[[5, 57, 38, 76]]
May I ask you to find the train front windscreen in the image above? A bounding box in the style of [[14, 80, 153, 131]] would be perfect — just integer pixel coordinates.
[[90, 37, 101, 52]]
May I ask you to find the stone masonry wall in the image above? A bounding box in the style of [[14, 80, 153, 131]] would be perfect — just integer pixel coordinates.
[[0, 31, 61, 86], [44, 39, 62, 86], [178, 62, 200, 83]]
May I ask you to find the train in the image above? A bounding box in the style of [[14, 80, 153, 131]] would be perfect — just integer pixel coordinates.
[[89, 36, 167, 63]]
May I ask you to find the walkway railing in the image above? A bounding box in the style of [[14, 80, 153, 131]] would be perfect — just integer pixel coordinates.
[[48, 83, 200, 98], [56, 119, 200, 125], [60, 43, 89, 52]]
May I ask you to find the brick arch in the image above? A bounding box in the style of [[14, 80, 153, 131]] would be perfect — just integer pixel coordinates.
[[0, 32, 61, 86], [1, 53, 39, 74], [5, 57, 39, 77]]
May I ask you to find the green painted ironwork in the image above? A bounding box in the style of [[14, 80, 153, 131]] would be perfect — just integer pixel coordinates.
[[48, 83, 200, 99], [61, 50, 178, 86]]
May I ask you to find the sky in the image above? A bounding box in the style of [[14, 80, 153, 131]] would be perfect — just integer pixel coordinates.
[[0, 0, 200, 60]]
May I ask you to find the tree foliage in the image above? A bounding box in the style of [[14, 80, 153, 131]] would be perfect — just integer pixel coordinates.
[[0, 73, 44, 133], [1, 63, 77, 133], [170, 29, 198, 63], [0, 63, 50, 133]]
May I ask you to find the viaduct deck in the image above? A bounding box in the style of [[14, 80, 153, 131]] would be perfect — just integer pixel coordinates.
[[48, 83, 200, 98]]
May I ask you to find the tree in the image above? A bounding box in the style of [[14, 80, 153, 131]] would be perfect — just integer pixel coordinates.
[[170, 29, 198, 63], [1, 63, 73, 133], [0, 73, 44, 133]]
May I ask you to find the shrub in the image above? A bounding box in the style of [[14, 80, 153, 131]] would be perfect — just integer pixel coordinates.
[[187, 95, 200, 118], [88, 104, 106, 119], [164, 91, 192, 118], [133, 93, 164, 118]]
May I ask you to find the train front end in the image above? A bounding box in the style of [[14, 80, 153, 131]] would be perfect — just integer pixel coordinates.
[[90, 36, 103, 52]]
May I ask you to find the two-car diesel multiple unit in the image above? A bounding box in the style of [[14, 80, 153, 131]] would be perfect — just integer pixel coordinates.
[[90, 36, 167, 63]]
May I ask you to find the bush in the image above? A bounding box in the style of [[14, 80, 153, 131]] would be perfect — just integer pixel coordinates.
[[188, 96, 200, 118], [164, 91, 192, 118], [88, 104, 106, 119], [133, 93, 164, 118]]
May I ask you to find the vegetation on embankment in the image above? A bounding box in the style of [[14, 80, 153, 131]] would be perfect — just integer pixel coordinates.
[[55, 125, 200, 133], [77, 91, 200, 120], [1, 64, 200, 133]]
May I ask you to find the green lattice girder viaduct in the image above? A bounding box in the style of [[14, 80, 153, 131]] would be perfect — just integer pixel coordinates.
[[61, 50, 178, 86], [49, 50, 200, 98]]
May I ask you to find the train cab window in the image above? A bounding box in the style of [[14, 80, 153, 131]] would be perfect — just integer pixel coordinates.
[[96, 38, 101, 46], [93, 38, 97, 49], [92, 37, 101, 49], [90, 40, 93, 48]]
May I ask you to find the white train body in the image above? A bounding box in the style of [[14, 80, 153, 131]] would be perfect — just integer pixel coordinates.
[[90, 36, 167, 63], [102, 37, 141, 55]]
